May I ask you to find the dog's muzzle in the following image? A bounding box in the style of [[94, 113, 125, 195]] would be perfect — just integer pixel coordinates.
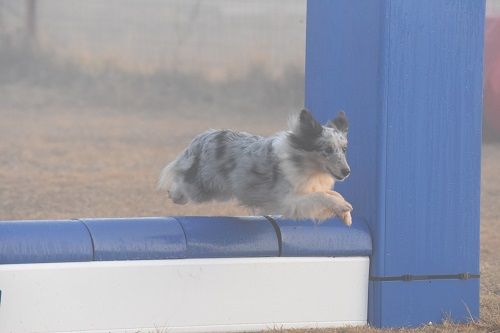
[[341, 167, 351, 178], [327, 166, 350, 181]]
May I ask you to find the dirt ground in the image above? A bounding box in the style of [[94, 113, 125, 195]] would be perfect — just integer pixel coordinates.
[[0, 107, 498, 333]]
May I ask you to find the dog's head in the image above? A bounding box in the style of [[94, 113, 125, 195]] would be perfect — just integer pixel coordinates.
[[287, 109, 350, 181]]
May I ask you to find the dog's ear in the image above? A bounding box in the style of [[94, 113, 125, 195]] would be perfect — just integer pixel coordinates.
[[287, 109, 323, 151], [328, 111, 349, 134], [295, 109, 323, 137]]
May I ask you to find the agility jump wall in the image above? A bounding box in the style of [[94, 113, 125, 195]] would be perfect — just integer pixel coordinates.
[[0, 1, 485, 331], [305, 0, 485, 327], [0, 217, 371, 333]]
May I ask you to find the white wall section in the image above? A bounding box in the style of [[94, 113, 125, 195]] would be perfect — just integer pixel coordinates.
[[0, 257, 369, 333]]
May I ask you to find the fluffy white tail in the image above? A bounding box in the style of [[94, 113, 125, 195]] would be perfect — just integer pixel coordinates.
[[157, 161, 176, 191]]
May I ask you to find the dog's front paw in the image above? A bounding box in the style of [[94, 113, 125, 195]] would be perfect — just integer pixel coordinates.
[[332, 199, 353, 225], [341, 211, 352, 226]]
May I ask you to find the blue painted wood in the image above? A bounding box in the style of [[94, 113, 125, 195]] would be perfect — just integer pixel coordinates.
[[305, 0, 484, 327], [273, 217, 371, 257], [0, 215, 373, 263], [305, 0, 384, 271], [173, 216, 279, 258], [81, 217, 186, 261], [369, 279, 479, 327], [0, 220, 93, 264], [382, 1, 483, 278]]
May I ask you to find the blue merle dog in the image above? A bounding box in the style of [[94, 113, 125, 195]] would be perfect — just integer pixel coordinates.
[[158, 109, 353, 225]]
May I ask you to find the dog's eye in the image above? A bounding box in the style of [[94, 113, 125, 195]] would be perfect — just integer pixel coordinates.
[[324, 147, 334, 154], [342, 147, 347, 153]]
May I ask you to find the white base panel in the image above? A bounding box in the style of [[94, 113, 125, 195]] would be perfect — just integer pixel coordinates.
[[0, 257, 369, 333]]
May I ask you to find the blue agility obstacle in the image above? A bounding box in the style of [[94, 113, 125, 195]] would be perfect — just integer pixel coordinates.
[[0, 217, 372, 332], [0, 0, 485, 331], [306, 0, 485, 328], [0, 217, 372, 264]]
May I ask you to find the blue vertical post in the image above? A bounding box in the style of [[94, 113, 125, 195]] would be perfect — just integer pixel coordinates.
[[305, 0, 485, 328]]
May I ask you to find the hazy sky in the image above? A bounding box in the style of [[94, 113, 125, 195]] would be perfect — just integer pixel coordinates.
[[17, 0, 307, 79]]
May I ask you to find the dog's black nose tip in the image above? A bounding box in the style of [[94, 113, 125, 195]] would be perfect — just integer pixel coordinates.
[[341, 168, 351, 177]]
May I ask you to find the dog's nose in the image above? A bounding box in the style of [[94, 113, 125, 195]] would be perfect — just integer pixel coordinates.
[[341, 168, 351, 177]]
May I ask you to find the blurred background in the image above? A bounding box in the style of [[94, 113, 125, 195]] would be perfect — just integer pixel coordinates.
[[0, 1, 498, 331], [485, 0, 500, 139], [0, 0, 305, 120], [0, 0, 306, 219]]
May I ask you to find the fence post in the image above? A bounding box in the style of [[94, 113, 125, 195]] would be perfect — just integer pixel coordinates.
[[26, 0, 37, 43], [305, 0, 485, 327]]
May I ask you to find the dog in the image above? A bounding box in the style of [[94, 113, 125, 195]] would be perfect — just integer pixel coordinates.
[[158, 109, 353, 225]]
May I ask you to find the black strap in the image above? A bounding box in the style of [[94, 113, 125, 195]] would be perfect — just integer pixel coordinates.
[[370, 273, 480, 282], [263, 215, 282, 257]]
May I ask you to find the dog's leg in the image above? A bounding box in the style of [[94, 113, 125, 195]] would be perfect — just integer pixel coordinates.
[[326, 190, 353, 226], [283, 192, 352, 223], [326, 190, 344, 200]]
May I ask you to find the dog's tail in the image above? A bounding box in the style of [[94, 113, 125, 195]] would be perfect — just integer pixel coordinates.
[[157, 160, 177, 192]]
